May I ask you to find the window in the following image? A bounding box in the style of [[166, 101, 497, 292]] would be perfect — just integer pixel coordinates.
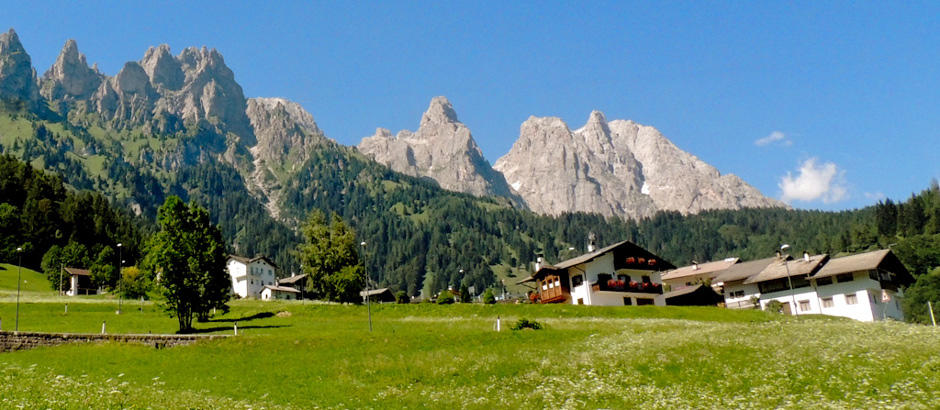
[[815, 276, 833, 286], [571, 275, 584, 288], [577, 298, 584, 305], [822, 297, 834, 308], [623, 297, 633, 306], [641, 275, 651, 284], [836, 273, 854, 283], [734, 290, 745, 298], [636, 298, 654, 306], [845, 293, 858, 305], [799, 300, 811, 312]]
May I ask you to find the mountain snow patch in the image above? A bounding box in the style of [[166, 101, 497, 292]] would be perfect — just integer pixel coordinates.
[[641, 182, 650, 195]]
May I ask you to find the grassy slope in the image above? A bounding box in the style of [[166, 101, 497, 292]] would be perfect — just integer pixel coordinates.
[[1, 300, 938, 408], [0, 264, 53, 294]]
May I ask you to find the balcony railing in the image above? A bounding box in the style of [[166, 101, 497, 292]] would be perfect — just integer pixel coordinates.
[[592, 279, 663, 294]]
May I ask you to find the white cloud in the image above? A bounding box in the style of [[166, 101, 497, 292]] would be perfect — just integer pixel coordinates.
[[755, 131, 792, 147], [864, 191, 885, 200], [779, 158, 848, 203]]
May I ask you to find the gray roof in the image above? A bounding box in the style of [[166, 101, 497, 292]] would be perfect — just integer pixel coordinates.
[[360, 287, 393, 297], [263, 285, 300, 293], [712, 257, 778, 284], [228, 254, 279, 269], [662, 258, 739, 281], [277, 274, 306, 285], [743, 254, 829, 284], [64, 267, 90, 276]]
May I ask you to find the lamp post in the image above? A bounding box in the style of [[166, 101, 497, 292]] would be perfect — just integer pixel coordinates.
[[781, 244, 798, 316], [116, 243, 123, 314], [15, 247, 23, 332], [360, 241, 372, 332]]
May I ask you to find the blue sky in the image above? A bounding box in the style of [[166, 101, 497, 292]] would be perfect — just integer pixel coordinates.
[[5, 1, 938, 210]]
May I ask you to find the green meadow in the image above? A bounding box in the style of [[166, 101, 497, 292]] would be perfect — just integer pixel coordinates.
[[1, 269, 939, 408]]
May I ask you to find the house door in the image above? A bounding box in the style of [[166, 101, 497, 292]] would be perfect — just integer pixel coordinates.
[[781, 302, 792, 315]]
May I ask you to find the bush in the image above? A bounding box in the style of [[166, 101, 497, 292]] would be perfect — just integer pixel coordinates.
[[765, 300, 784, 314], [395, 290, 409, 304], [436, 291, 455, 305], [512, 318, 543, 331], [482, 288, 496, 304]]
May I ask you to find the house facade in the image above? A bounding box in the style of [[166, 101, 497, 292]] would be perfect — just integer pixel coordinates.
[[227, 255, 278, 299], [65, 267, 96, 296], [661, 258, 739, 289], [261, 285, 301, 301], [519, 241, 675, 306], [722, 249, 912, 322]]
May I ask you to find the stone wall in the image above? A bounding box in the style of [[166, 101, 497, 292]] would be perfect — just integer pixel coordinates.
[[0, 331, 230, 352]]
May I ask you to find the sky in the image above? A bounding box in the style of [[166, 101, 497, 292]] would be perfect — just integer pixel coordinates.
[[4, 1, 938, 210]]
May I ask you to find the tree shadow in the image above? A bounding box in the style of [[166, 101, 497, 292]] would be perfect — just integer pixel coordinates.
[[206, 311, 275, 323], [179, 324, 289, 334]]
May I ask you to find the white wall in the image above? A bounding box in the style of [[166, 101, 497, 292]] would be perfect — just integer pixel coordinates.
[[228, 260, 248, 298], [723, 281, 760, 309], [564, 254, 665, 306], [756, 271, 906, 322]]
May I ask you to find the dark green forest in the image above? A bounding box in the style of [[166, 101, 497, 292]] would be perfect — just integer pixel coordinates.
[[2, 105, 939, 304]]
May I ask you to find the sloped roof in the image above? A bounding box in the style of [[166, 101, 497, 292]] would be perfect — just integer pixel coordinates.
[[713, 257, 778, 284], [743, 254, 829, 284], [277, 274, 307, 285], [360, 287, 394, 297], [228, 255, 279, 269], [662, 258, 739, 281], [263, 285, 300, 293], [64, 267, 90, 276], [518, 240, 674, 283], [812, 249, 912, 283]]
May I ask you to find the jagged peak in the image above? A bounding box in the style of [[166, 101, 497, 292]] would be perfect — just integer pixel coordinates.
[[114, 61, 152, 94], [0, 28, 25, 53], [248, 97, 320, 133], [420, 96, 459, 126]]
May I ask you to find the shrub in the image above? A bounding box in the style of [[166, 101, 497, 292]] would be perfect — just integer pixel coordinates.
[[482, 288, 496, 304], [395, 290, 409, 304], [512, 318, 543, 331], [765, 300, 784, 314], [436, 291, 455, 304]]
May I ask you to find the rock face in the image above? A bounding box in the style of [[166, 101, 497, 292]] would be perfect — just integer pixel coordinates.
[[41, 39, 103, 101], [358, 97, 523, 206], [245, 97, 330, 218], [494, 111, 784, 219], [0, 29, 40, 108]]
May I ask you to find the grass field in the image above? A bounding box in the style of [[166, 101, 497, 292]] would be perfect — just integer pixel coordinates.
[[1, 297, 939, 409]]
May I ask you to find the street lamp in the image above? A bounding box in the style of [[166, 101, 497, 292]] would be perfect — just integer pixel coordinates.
[[15, 247, 23, 332], [781, 244, 798, 316], [360, 241, 372, 332], [116, 243, 123, 314]]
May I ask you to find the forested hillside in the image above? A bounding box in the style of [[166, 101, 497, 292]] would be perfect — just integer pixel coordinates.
[[2, 107, 938, 298]]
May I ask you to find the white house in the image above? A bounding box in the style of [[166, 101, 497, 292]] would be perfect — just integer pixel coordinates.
[[260, 285, 301, 301], [732, 249, 913, 322], [661, 258, 739, 289], [801, 249, 912, 321], [743, 253, 829, 315], [713, 257, 778, 309], [65, 267, 96, 296], [227, 255, 278, 299], [518, 240, 675, 306]]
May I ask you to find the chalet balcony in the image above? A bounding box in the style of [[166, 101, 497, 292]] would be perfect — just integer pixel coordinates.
[[592, 279, 663, 295]]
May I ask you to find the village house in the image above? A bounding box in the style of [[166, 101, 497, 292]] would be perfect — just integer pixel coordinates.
[[277, 273, 307, 297], [743, 252, 829, 315], [361, 287, 396, 303], [661, 258, 739, 289], [518, 240, 675, 306], [65, 267, 96, 296], [227, 255, 278, 299], [712, 257, 778, 309], [260, 284, 301, 301], [801, 249, 913, 321]]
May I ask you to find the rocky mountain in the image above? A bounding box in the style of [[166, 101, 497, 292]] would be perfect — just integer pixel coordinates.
[[494, 111, 784, 219], [358, 97, 523, 206], [245, 97, 330, 218], [0, 29, 40, 109]]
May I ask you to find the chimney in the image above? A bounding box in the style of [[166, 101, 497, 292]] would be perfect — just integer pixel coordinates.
[[775, 251, 781, 259], [803, 251, 810, 262], [692, 260, 700, 270], [587, 232, 597, 253], [534, 254, 544, 272]]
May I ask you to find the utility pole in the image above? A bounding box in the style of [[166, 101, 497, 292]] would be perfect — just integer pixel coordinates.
[[360, 241, 372, 332], [781, 244, 798, 316], [15, 247, 23, 332], [116, 243, 123, 314]]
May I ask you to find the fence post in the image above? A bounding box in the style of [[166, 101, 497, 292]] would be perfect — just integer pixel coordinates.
[[496, 315, 501, 332], [234, 322, 238, 336], [101, 321, 106, 334], [929, 301, 937, 327]]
